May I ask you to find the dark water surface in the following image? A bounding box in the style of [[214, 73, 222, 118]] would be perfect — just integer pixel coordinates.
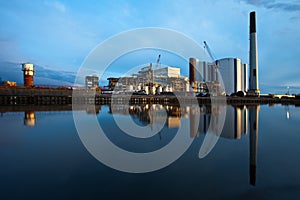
[[0, 104, 300, 200]]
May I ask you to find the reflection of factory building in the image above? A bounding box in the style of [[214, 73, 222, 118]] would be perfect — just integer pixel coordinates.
[[109, 104, 182, 128], [221, 106, 248, 139], [85, 75, 99, 89], [192, 105, 248, 139]]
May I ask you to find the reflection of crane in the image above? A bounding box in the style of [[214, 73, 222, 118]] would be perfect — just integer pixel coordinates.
[[285, 105, 290, 120]]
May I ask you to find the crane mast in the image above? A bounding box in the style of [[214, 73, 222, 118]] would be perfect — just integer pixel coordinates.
[[203, 41, 216, 61]]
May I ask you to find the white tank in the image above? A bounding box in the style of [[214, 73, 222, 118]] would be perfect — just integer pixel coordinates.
[[156, 86, 162, 94], [22, 63, 35, 76], [150, 86, 156, 95], [186, 83, 190, 92], [162, 86, 167, 92], [164, 85, 172, 92], [144, 86, 149, 94], [126, 85, 133, 91]]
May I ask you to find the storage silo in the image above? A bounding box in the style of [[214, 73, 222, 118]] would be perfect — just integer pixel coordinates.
[[22, 63, 35, 87], [217, 58, 243, 95]]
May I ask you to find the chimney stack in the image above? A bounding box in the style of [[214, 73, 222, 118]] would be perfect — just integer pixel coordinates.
[[189, 58, 197, 92], [249, 11, 260, 95]]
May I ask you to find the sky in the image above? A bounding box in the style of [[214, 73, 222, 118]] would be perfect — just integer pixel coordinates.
[[1, 0, 300, 91]]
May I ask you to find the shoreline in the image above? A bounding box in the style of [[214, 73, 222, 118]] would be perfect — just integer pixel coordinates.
[[1, 87, 299, 107]]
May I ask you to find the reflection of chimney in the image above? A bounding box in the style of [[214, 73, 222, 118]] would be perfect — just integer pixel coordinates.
[[24, 111, 35, 126], [249, 11, 260, 95], [189, 58, 196, 92], [249, 105, 260, 186], [86, 106, 101, 115], [189, 106, 199, 138]]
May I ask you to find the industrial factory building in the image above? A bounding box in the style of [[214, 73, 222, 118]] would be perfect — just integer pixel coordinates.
[[105, 11, 259, 96], [108, 56, 250, 96], [217, 58, 248, 95], [85, 75, 99, 89], [187, 11, 260, 96], [189, 57, 249, 95], [155, 66, 180, 78], [108, 65, 189, 94]]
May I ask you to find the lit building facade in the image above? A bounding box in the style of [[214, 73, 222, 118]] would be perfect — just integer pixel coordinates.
[[217, 58, 248, 95], [154, 67, 180, 78], [85, 75, 99, 89]]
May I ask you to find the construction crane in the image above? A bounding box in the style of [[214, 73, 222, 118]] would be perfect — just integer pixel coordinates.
[[152, 54, 161, 89], [203, 41, 220, 95], [203, 41, 216, 61], [156, 54, 161, 69]]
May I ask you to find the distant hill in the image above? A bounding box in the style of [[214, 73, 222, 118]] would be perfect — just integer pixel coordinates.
[[0, 61, 76, 86]]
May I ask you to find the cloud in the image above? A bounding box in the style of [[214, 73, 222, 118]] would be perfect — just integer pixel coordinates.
[[241, 0, 300, 12], [44, 1, 66, 13], [290, 15, 300, 21]]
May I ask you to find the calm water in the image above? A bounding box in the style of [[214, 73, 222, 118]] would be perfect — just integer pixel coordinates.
[[0, 104, 300, 200]]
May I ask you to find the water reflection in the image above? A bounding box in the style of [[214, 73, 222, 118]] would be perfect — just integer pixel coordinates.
[[106, 103, 260, 186], [249, 105, 260, 186], [1, 103, 261, 185], [106, 104, 252, 140], [1, 104, 300, 198], [24, 111, 35, 126]]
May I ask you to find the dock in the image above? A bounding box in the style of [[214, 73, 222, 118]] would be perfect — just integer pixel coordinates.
[[0, 87, 299, 107]]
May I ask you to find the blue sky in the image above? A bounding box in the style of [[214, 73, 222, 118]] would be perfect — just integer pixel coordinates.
[[1, 0, 300, 91]]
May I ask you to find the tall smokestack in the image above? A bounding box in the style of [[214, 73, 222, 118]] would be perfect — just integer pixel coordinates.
[[189, 58, 196, 91], [249, 11, 260, 95]]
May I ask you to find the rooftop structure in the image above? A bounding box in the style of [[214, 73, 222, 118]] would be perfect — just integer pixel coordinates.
[[85, 75, 99, 89]]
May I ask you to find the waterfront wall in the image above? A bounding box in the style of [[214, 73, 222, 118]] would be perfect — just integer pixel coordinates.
[[0, 87, 299, 106]]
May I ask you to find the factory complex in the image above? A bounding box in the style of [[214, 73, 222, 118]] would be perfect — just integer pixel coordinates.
[[86, 11, 260, 97], [1, 11, 299, 103]]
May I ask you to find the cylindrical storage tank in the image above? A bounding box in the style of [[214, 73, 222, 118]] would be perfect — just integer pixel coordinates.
[[186, 82, 190, 92], [150, 86, 156, 95], [144, 86, 149, 95], [22, 63, 35, 87], [156, 86, 162, 94], [137, 85, 141, 91], [126, 85, 133, 91], [162, 86, 167, 92]]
